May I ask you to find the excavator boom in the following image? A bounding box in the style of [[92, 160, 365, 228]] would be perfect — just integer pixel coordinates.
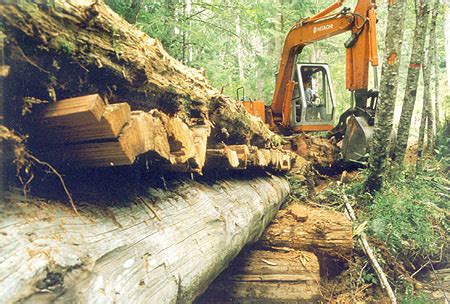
[[272, 0, 378, 118]]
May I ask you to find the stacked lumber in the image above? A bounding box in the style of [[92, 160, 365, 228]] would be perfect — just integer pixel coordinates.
[[33, 94, 295, 172], [0, 1, 299, 173], [205, 146, 294, 171], [0, 0, 280, 151], [205, 148, 240, 169], [199, 249, 321, 303], [40, 95, 131, 142]]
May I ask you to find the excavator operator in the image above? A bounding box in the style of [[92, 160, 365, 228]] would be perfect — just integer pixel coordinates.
[[302, 71, 326, 121], [302, 74, 316, 107]]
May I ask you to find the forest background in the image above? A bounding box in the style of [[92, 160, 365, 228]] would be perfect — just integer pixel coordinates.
[[106, 0, 449, 143]]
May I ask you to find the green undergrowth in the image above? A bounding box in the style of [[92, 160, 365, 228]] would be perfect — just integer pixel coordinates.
[[297, 125, 449, 302], [359, 159, 448, 263], [345, 124, 449, 264], [346, 134, 448, 302]]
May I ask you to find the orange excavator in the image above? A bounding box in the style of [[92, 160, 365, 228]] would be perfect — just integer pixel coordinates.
[[241, 0, 379, 161]]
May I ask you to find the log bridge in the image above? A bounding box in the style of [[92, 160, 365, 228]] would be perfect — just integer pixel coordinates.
[[0, 1, 352, 302]]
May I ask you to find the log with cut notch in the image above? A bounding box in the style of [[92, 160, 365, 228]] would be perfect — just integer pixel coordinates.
[[260, 203, 353, 260], [0, 0, 275, 149], [198, 249, 321, 303]]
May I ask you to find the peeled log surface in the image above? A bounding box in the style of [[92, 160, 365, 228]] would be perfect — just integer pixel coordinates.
[[260, 203, 353, 260], [0, 175, 289, 303], [199, 249, 321, 303], [0, 0, 276, 148]]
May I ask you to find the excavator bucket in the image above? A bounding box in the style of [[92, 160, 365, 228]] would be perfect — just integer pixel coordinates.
[[341, 115, 374, 161]]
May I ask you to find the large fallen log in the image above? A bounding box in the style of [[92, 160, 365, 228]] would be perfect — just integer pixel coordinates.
[[0, 175, 289, 303], [0, 0, 276, 148]]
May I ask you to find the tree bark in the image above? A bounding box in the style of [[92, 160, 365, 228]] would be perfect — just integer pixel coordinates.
[[394, 0, 430, 165], [365, 0, 407, 193], [433, 33, 440, 130], [445, 2, 450, 92], [0, 175, 290, 303], [417, 0, 440, 168], [426, 0, 440, 153]]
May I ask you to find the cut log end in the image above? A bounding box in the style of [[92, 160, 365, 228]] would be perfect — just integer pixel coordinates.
[[260, 203, 353, 260]]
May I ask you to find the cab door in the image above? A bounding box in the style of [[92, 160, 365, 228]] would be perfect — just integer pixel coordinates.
[[291, 63, 336, 132]]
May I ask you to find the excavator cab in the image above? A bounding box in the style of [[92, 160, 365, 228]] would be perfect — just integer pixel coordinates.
[[291, 63, 336, 132]]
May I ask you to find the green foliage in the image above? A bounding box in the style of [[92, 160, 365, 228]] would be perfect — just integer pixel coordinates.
[[358, 158, 449, 262], [400, 286, 432, 304], [286, 174, 310, 202], [360, 269, 378, 285]]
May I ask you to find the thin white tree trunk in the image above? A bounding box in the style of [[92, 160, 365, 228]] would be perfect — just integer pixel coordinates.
[[445, 1, 450, 90], [366, 0, 407, 192], [395, 0, 430, 165], [236, 15, 244, 81], [186, 0, 193, 63]]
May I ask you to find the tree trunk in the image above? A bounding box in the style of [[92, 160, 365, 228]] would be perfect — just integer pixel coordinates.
[[434, 34, 440, 130], [425, 0, 440, 153], [417, 0, 440, 167], [365, 0, 407, 193], [0, 0, 276, 150], [416, 91, 428, 170], [0, 175, 290, 303], [124, 0, 144, 24], [394, 0, 430, 165], [445, 2, 450, 91], [436, 1, 447, 129]]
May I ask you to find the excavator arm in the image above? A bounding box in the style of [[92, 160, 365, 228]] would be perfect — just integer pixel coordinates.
[[271, 0, 378, 128]]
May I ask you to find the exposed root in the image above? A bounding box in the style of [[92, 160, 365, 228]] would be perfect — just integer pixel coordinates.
[[22, 97, 49, 116], [25, 153, 79, 216], [0, 125, 79, 216]]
